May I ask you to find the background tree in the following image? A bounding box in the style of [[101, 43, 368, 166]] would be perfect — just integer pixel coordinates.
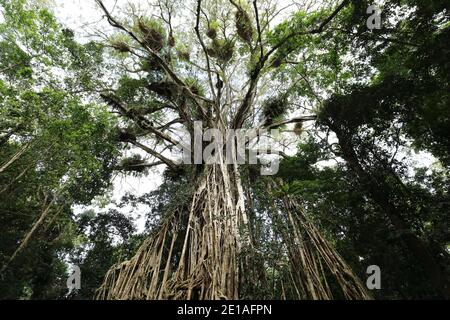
[[268, 0, 450, 298], [0, 0, 121, 298]]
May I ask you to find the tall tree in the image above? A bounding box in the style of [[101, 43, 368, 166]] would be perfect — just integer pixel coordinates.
[[92, 0, 371, 300]]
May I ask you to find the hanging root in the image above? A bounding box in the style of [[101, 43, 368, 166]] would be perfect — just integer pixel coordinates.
[[96, 168, 371, 300], [274, 188, 373, 300], [96, 164, 247, 300]]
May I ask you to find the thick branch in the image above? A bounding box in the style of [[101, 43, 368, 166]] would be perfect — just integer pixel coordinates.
[[232, 0, 349, 129], [0, 143, 31, 174], [157, 118, 184, 131], [251, 148, 289, 159], [115, 161, 164, 171], [195, 0, 217, 102], [245, 115, 317, 145], [130, 140, 179, 170], [1, 197, 58, 273], [265, 0, 349, 58], [101, 93, 180, 146]]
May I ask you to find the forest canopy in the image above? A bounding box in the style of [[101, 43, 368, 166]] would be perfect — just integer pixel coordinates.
[[0, 0, 449, 300]]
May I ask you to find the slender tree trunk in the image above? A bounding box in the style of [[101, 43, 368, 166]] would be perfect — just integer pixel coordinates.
[[1, 197, 56, 273], [331, 125, 450, 298], [0, 143, 31, 174]]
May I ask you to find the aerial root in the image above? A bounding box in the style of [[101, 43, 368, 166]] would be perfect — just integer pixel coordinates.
[[96, 169, 371, 300]]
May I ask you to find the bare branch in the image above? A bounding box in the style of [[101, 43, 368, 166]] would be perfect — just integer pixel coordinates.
[[232, 0, 349, 129]]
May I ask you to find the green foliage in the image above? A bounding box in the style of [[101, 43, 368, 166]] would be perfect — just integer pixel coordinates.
[[0, 0, 122, 299], [68, 209, 139, 299], [207, 38, 235, 63]]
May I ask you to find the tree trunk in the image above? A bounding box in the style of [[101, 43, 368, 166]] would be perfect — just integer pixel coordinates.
[[331, 125, 450, 298], [96, 159, 371, 300], [0, 143, 31, 174], [1, 197, 57, 273], [96, 161, 247, 300]]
